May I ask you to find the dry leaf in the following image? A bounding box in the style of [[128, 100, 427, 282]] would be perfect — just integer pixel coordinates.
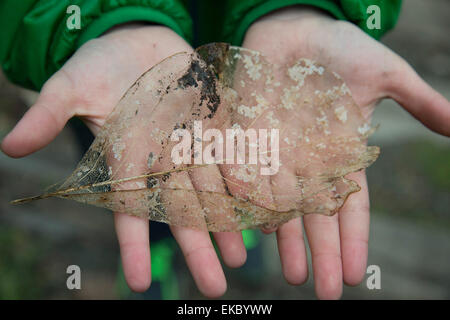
[[11, 43, 379, 232]]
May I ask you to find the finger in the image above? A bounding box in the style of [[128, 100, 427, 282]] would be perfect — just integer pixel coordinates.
[[155, 136, 227, 297], [159, 179, 227, 297], [387, 60, 450, 136], [303, 212, 342, 300], [114, 213, 151, 292], [267, 160, 302, 235], [170, 225, 227, 298], [166, 181, 227, 298], [213, 231, 247, 268], [1, 73, 75, 157], [189, 163, 247, 268], [338, 171, 370, 286], [276, 217, 308, 285]]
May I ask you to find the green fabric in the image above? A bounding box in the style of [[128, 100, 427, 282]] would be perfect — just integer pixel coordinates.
[[0, 0, 401, 91], [242, 229, 259, 250], [150, 239, 179, 299], [0, 0, 193, 91], [115, 238, 179, 300], [222, 0, 402, 45], [193, 0, 226, 46]]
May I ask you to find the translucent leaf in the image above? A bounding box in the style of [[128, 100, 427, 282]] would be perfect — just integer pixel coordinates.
[[11, 43, 379, 232]]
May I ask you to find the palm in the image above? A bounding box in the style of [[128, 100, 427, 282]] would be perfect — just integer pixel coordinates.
[[46, 26, 193, 135], [243, 14, 399, 118], [2, 25, 239, 298], [241, 7, 450, 299]]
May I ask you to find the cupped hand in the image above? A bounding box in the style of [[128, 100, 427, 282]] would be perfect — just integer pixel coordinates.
[[1, 24, 247, 298], [241, 6, 450, 299]]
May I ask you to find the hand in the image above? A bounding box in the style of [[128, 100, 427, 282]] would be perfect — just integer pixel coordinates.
[[1, 24, 246, 297], [241, 6, 450, 299]]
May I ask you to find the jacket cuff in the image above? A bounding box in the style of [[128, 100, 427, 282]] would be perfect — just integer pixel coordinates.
[[50, 4, 192, 91], [224, 0, 401, 46], [4, 1, 193, 91]]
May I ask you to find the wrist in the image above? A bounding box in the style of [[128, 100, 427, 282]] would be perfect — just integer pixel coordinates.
[[98, 23, 191, 64], [244, 5, 336, 45], [100, 23, 173, 43]]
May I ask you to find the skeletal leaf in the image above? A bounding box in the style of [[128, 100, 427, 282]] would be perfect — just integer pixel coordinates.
[[11, 43, 379, 232]]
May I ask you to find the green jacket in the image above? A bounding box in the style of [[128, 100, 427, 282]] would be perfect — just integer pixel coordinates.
[[0, 0, 401, 91]]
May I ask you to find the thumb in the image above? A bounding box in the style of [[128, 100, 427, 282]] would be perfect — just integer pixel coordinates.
[[1, 73, 75, 158], [386, 59, 450, 136]]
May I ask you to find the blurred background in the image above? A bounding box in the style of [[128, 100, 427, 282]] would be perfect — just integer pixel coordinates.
[[0, 0, 449, 299]]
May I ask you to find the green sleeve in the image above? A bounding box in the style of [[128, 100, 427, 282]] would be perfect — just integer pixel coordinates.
[[223, 0, 402, 45], [0, 0, 193, 91]]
